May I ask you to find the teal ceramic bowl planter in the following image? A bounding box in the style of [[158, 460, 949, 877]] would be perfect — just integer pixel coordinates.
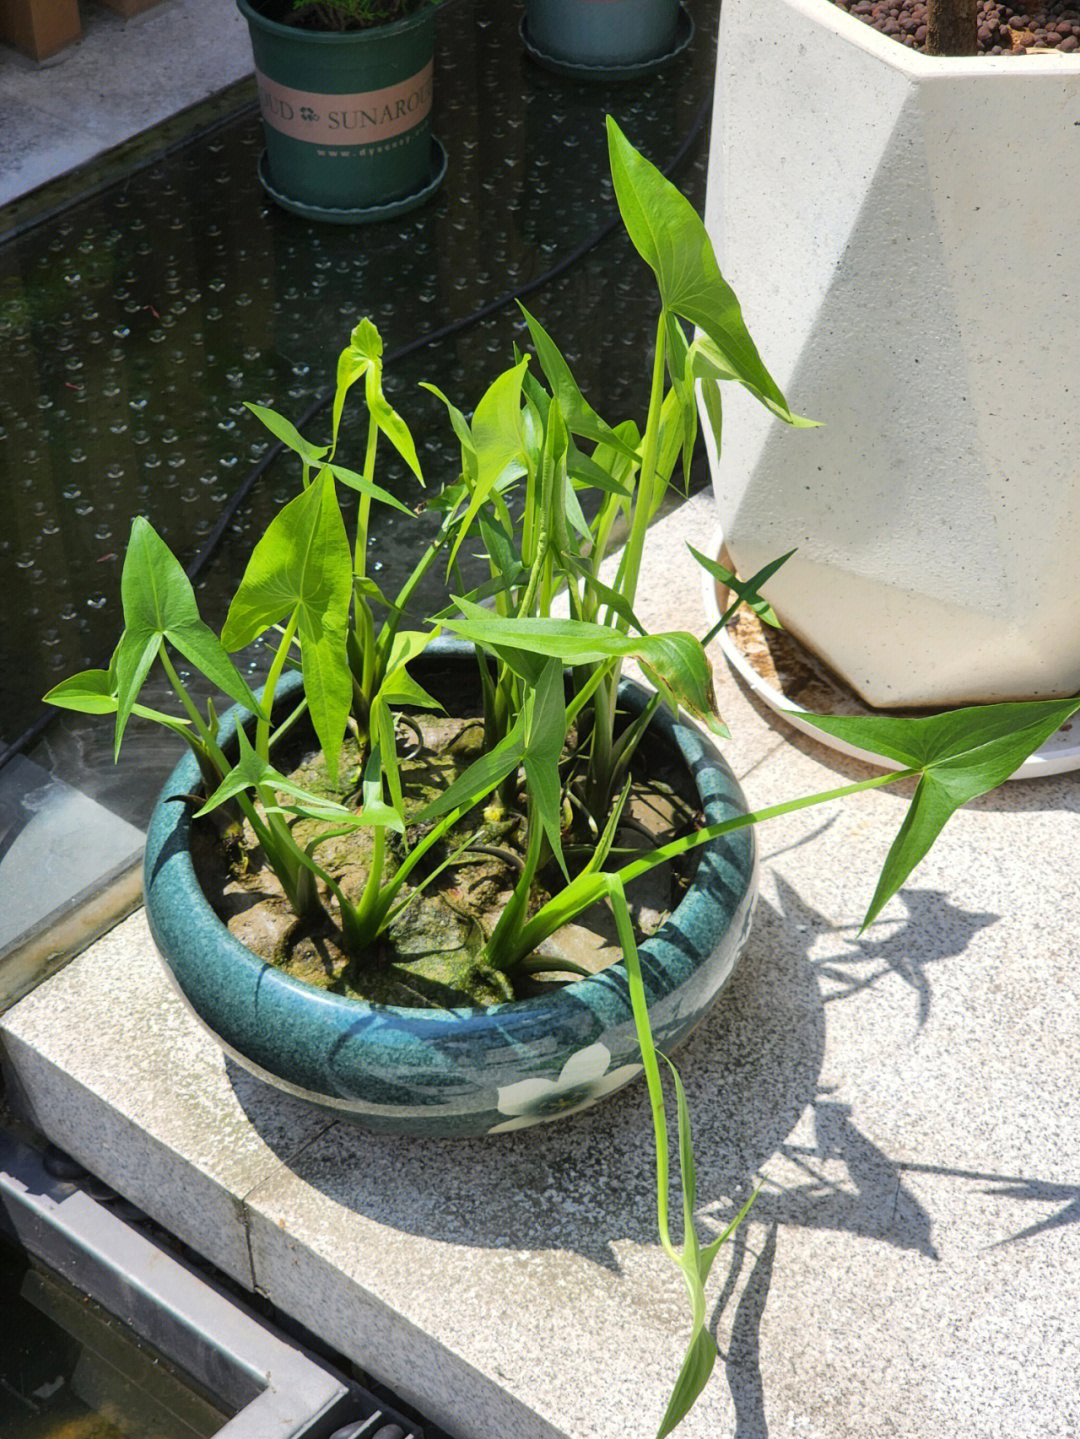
[[522, 0, 691, 76], [144, 649, 757, 1138], [237, 0, 444, 221]]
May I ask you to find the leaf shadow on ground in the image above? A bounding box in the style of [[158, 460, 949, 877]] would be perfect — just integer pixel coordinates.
[[227, 872, 1079, 1435], [231, 878, 994, 1268]]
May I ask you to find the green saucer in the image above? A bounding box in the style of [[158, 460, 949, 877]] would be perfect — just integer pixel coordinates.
[[257, 137, 448, 225]]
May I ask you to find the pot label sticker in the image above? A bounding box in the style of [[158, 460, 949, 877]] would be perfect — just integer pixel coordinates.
[[255, 62, 433, 147]]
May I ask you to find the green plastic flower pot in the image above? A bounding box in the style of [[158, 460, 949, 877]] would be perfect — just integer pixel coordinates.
[[237, 0, 441, 219], [143, 643, 758, 1138], [524, 0, 680, 67]]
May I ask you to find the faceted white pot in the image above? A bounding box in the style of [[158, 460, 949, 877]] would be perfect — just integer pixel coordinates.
[[702, 0, 1080, 707]]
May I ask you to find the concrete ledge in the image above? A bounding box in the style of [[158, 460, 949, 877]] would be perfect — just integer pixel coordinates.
[[0, 0, 252, 206], [4, 493, 1080, 1438], [0, 756, 145, 1012]]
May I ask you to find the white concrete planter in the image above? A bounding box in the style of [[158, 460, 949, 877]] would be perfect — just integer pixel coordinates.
[[702, 0, 1080, 707]]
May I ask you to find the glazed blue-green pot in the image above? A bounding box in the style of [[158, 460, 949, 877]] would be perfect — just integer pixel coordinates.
[[144, 646, 757, 1138], [525, 0, 680, 66]]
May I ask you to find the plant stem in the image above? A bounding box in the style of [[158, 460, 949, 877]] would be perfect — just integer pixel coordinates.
[[505, 765, 917, 969], [616, 311, 668, 639], [927, 0, 978, 52], [484, 803, 545, 972], [257, 609, 300, 759]]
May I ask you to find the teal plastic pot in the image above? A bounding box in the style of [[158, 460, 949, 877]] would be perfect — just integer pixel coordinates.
[[525, 0, 680, 66], [237, 0, 439, 215], [144, 644, 757, 1138]]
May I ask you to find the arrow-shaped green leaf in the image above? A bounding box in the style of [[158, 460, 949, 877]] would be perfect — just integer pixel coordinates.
[[606, 116, 806, 427], [113, 518, 265, 757], [801, 698, 1080, 926], [221, 469, 353, 780], [442, 601, 721, 734]]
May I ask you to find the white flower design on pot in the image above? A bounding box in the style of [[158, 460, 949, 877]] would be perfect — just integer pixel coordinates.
[[488, 1042, 642, 1133]]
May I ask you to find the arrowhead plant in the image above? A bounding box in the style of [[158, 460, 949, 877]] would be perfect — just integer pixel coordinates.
[[43, 118, 1080, 1439]]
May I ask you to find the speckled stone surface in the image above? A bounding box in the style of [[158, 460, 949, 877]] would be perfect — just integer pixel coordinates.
[[0, 0, 252, 206], [5, 490, 1080, 1438], [0, 918, 333, 1284]]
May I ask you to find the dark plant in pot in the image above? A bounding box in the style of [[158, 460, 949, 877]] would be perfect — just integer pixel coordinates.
[[46, 121, 1080, 1437], [238, 0, 446, 221]]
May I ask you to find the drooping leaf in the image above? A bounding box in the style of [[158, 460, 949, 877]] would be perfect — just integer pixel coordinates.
[[800, 698, 1080, 926], [442, 602, 722, 734], [606, 117, 805, 426]]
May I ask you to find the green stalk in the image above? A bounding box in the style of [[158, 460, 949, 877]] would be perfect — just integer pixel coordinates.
[[159, 645, 315, 915], [609, 876, 678, 1261], [353, 413, 379, 580], [158, 647, 232, 779], [256, 609, 300, 759], [615, 310, 668, 638], [503, 766, 917, 971], [483, 804, 546, 973], [353, 824, 387, 939]]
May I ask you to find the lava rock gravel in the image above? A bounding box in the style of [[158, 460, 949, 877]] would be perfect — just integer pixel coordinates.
[[832, 0, 1080, 52]]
